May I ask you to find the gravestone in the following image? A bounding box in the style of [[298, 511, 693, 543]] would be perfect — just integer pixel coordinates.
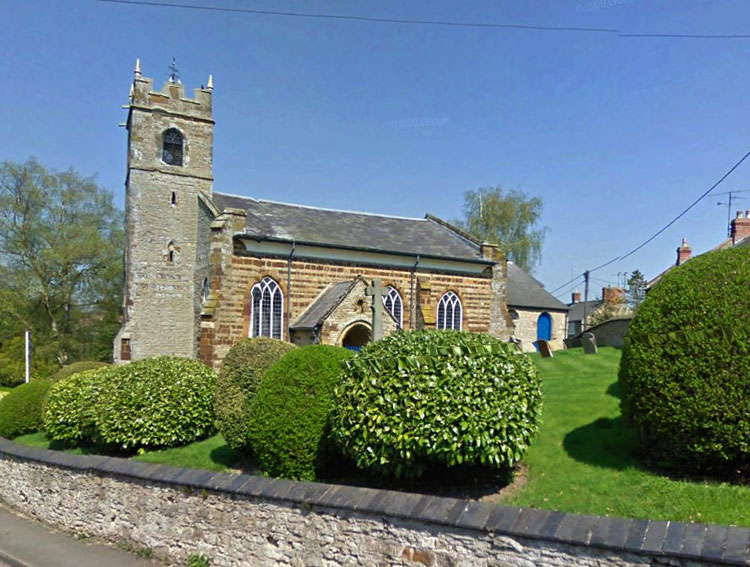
[[537, 339, 553, 358], [581, 332, 597, 354], [365, 278, 386, 341]]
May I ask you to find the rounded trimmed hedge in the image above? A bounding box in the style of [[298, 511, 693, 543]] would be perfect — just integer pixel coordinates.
[[0, 380, 52, 439], [51, 361, 110, 382], [44, 367, 113, 445], [215, 338, 296, 451], [620, 245, 750, 477], [332, 330, 543, 479], [247, 345, 352, 480], [96, 357, 217, 450]]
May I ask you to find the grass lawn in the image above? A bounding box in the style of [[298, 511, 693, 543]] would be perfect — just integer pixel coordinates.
[[11, 347, 750, 526], [13, 432, 238, 473], [503, 347, 750, 527]]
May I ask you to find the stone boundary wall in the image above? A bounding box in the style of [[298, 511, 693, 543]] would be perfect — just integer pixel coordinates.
[[0, 439, 747, 567]]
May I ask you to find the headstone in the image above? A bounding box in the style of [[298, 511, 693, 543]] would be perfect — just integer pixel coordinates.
[[365, 278, 386, 341], [581, 332, 597, 354], [537, 339, 553, 358]]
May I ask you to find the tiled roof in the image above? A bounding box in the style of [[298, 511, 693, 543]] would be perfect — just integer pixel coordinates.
[[567, 299, 602, 323], [290, 280, 357, 330], [506, 262, 568, 311], [213, 193, 484, 262]]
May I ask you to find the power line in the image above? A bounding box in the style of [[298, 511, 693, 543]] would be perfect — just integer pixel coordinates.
[[618, 150, 750, 261], [620, 33, 750, 39], [546, 149, 750, 294], [548, 274, 583, 295], [96, 0, 618, 33]]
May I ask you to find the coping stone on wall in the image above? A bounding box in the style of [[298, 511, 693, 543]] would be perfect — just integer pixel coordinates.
[[0, 437, 748, 566]]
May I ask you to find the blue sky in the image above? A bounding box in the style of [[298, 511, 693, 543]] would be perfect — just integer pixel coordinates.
[[4, 0, 750, 299]]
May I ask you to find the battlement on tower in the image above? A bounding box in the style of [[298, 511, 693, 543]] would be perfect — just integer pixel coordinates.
[[128, 59, 213, 120]]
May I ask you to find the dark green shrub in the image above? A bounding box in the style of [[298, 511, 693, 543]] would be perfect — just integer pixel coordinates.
[[247, 345, 352, 480], [620, 245, 750, 477], [0, 379, 52, 438], [43, 367, 113, 445], [332, 330, 543, 479], [51, 361, 110, 382], [96, 357, 216, 450], [215, 338, 296, 451]]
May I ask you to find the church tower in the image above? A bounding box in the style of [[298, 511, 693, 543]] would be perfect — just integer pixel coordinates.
[[114, 60, 216, 363]]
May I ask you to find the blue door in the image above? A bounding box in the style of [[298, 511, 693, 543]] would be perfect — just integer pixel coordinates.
[[537, 312, 552, 342]]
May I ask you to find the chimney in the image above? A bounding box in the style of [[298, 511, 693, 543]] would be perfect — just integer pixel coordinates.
[[730, 210, 750, 244], [571, 291, 581, 304], [602, 286, 625, 304], [676, 237, 692, 266]]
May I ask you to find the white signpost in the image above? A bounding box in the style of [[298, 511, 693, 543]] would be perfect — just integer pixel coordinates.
[[24, 330, 30, 383]]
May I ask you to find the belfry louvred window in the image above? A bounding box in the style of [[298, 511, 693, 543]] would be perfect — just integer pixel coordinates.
[[250, 277, 283, 339], [437, 291, 462, 331], [162, 129, 183, 166]]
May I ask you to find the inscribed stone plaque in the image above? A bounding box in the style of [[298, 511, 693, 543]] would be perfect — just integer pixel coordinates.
[[581, 332, 597, 354]]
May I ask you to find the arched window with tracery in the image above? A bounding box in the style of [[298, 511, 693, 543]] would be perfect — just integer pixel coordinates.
[[437, 291, 462, 330], [382, 285, 403, 328], [250, 277, 284, 339], [162, 128, 184, 166]]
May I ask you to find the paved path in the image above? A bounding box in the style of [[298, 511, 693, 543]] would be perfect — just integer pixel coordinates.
[[0, 505, 158, 567]]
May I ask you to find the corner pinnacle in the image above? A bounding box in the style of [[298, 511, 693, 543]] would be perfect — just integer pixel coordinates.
[[134, 58, 141, 77], [207, 74, 213, 91]]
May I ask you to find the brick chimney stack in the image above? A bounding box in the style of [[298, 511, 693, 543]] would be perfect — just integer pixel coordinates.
[[731, 210, 750, 244], [676, 237, 692, 266], [602, 287, 625, 304], [571, 291, 581, 304]]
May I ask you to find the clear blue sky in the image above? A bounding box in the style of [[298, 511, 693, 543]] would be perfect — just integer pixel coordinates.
[[4, 0, 750, 299]]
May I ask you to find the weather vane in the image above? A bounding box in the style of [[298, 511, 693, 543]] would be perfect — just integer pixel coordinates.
[[167, 58, 181, 84]]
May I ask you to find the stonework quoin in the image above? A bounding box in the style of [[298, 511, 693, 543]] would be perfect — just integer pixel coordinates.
[[114, 62, 216, 363]]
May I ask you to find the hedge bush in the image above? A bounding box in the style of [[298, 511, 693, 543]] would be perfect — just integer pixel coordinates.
[[43, 367, 113, 445], [96, 357, 217, 450], [215, 338, 296, 451], [332, 330, 543, 479], [247, 345, 352, 480], [620, 245, 750, 477], [51, 360, 110, 382], [0, 380, 52, 439]]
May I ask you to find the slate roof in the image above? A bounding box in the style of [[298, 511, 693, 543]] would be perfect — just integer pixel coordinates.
[[567, 300, 602, 323], [213, 193, 485, 262], [506, 262, 568, 312], [291, 280, 358, 330]]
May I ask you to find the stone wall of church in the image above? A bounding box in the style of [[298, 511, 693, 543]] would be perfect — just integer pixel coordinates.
[[204, 253, 501, 369]]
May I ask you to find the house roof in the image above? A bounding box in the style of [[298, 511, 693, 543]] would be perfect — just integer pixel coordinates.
[[506, 262, 568, 312], [291, 280, 357, 330], [212, 193, 485, 262], [567, 299, 602, 323], [647, 235, 750, 289]]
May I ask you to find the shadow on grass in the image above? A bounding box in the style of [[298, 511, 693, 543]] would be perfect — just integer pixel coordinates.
[[605, 379, 622, 400], [209, 444, 241, 469], [563, 416, 639, 471]]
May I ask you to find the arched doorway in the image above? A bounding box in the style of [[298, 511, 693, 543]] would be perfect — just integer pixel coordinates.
[[537, 312, 552, 342], [340, 323, 371, 352]]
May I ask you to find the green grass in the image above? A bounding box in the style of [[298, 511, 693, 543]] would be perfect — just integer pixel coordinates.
[[13, 432, 238, 472], [503, 347, 750, 526]]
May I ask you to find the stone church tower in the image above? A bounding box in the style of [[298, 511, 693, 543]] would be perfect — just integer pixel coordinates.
[[114, 61, 216, 363]]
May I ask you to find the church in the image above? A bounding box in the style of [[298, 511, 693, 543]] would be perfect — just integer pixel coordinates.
[[114, 62, 520, 368]]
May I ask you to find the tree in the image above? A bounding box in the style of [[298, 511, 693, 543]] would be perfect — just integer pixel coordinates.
[[455, 186, 546, 271], [0, 158, 123, 377], [626, 269, 647, 309]]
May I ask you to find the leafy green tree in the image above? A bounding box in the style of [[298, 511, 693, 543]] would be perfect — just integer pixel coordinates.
[[0, 158, 123, 376], [626, 269, 647, 309], [455, 186, 546, 271]]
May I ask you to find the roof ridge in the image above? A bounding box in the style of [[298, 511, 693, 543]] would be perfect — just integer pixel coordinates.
[[217, 192, 427, 221]]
